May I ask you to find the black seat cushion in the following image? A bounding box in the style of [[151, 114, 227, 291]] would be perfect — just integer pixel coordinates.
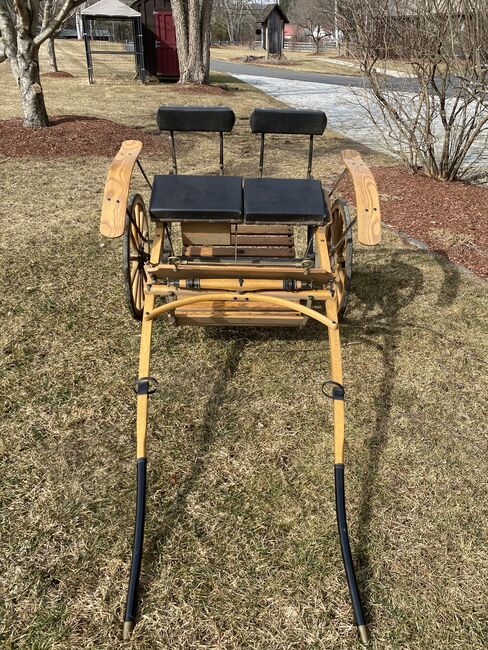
[[243, 178, 328, 224], [149, 175, 243, 222]]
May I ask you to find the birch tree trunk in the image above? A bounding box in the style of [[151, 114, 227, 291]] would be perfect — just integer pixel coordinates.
[[170, 0, 214, 84], [42, 2, 59, 72], [46, 36, 58, 72], [0, 1, 84, 128], [17, 35, 50, 127], [0, 3, 50, 128]]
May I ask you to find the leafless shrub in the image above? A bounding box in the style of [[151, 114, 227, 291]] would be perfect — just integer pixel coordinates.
[[339, 0, 488, 180]]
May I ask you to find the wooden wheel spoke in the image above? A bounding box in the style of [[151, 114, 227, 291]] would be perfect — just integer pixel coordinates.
[[135, 271, 142, 306], [138, 272, 145, 310], [124, 195, 150, 321], [138, 272, 145, 309], [336, 275, 344, 299], [130, 229, 139, 251], [134, 203, 141, 226], [328, 200, 353, 320], [133, 273, 139, 308]]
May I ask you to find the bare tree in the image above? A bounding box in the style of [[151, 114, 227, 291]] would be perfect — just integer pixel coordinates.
[[290, 0, 334, 54], [212, 0, 269, 46], [170, 0, 214, 83], [245, 0, 269, 47], [340, 0, 488, 180], [40, 0, 62, 72], [213, 0, 248, 43], [0, 0, 85, 127]]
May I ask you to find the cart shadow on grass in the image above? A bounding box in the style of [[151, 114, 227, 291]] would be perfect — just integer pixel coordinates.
[[136, 247, 461, 625], [344, 248, 460, 622]]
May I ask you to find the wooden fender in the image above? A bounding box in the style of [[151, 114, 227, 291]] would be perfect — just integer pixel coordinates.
[[341, 149, 381, 245], [100, 140, 143, 238]]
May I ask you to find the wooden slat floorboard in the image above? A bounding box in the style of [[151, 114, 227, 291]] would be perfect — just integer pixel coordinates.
[[183, 246, 296, 258]]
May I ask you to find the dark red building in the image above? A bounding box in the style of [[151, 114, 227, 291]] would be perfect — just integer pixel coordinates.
[[130, 0, 179, 79]]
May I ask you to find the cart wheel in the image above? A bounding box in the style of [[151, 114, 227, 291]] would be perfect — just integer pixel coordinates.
[[328, 198, 353, 320], [123, 194, 150, 321]]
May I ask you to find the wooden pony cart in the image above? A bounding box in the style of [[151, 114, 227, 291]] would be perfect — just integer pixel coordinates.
[[100, 106, 381, 644]]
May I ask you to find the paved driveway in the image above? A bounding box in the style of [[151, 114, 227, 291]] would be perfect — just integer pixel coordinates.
[[232, 73, 388, 155], [211, 58, 367, 88], [211, 59, 415, 90], [212, 61, 488, 174]]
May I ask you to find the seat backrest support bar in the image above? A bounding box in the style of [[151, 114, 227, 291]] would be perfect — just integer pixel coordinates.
[[219, 132, 224, 175], [250, 108, 326, 178], [258, 131, 315, 178], [259, 133, 265, 178], [157, 105, 236, 175], [307, 135, 314, 179], [170, 131, 177, 174], [168, 129, 225, 176]]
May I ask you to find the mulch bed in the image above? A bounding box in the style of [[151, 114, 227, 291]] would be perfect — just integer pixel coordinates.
[[41, 71, 74, 78], [344, 166, 488, 278], [236, 55, 297, 66], [173, 83, 237, 95], [0, 115, 168, 158]]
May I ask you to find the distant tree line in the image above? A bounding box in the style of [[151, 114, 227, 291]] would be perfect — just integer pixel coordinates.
[[211, 0, 330, 48]]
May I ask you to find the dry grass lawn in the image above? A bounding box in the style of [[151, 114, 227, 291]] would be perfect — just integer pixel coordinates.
[[0, 39, 487, 650]]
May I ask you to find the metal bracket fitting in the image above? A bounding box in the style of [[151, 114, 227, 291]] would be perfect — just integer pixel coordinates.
[[134, 376, 159, 396], [322, 380, 345, 401]]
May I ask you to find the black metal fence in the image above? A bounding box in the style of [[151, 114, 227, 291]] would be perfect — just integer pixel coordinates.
[[82, 16, 145, 83]]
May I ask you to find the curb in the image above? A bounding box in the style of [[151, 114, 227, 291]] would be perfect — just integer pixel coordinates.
[[382, 223, 481, 280]]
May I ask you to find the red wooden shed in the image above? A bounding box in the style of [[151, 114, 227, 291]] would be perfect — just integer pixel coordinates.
[[130, 0, 179, 79]]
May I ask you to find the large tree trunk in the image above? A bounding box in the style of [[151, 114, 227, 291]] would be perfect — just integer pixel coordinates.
[[0, 5, 50, 128], [47, 36, 58, 72], [171, 0, 213, 84], [15, 36, 49, 128], [0, 0, 85, 128], [16, 41, 49, 127]]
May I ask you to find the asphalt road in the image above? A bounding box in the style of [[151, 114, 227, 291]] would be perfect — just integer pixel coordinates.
[[210, 58, 419, 91], [211, 58, 367, 88]]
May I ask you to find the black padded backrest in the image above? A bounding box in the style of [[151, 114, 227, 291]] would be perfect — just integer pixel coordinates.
[[250, 108, 327, 136], [157, 105, 236, 133]]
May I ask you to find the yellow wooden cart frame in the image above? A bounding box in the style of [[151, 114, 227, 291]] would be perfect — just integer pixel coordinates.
[[100, 106, 381, 644]]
